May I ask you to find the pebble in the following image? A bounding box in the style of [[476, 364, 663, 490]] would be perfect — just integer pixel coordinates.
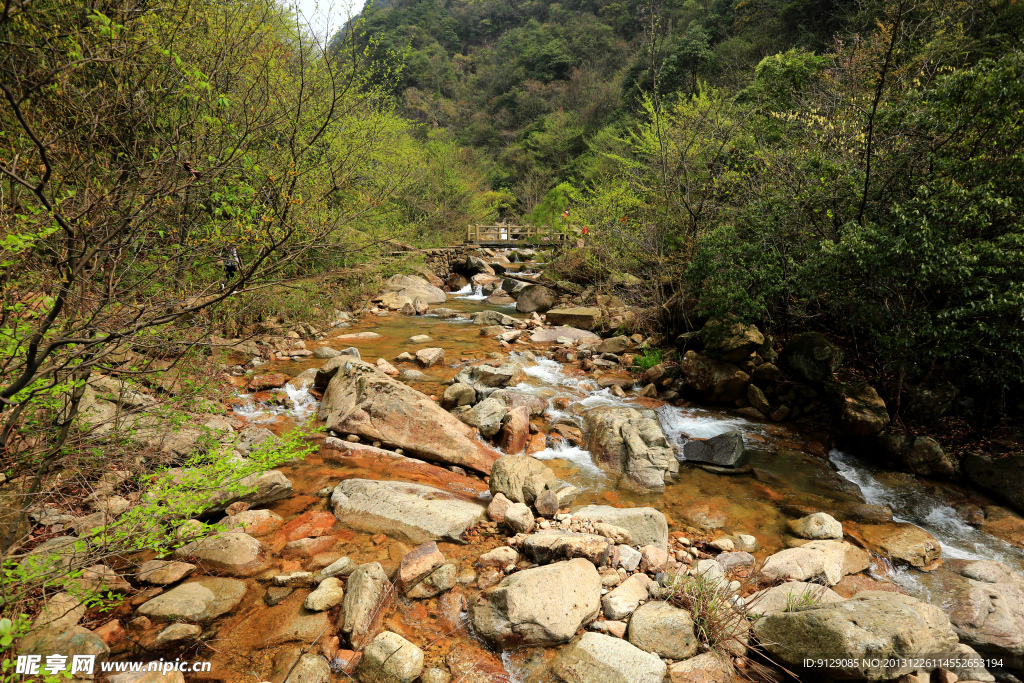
[[710, 538, 735, 552]]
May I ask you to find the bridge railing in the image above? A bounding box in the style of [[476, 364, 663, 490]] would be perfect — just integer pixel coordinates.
[[466, 224, 568, 243]]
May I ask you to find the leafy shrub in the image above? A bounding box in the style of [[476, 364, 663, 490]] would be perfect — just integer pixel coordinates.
[[636, 348, 663, 372]]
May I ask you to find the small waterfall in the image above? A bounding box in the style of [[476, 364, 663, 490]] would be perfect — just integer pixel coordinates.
[[655, 405, 762, 450], [532, 437, 607, 480], [830, 448, 1024, 567], [453, 283, 486, 300]]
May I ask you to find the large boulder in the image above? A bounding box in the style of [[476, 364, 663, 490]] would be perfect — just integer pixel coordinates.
[[836, 384, 889, 437], [136, 578, 246, 622], [471, 558, 601, 646], [700, 318, 764, 362], [331, 479, 486, 545], [552, 632, 667, 683], [789, 512, 843, 540], [678, 351, 749, 403], [760, 540, 870, 586], [583, 407, 677, 491], [962, 452, 1024, 516], [516, 285, 557, 313], [571, 505, 668, 550], [489, 454, 557, 504], [783, 332, 843, 383], [453, 255, 494, 277], [317, 358, 500, 474], [471, 310, 517, 327], [214, 469, 293, 511], [871, 434, 955, 478], [18, 626, 109, 675], [380, 274, 446, 304], [931, 559, 1024, 657], [753, 591, 959, 680], [681, 430, 748, 468], [545, 307, 603, 330]]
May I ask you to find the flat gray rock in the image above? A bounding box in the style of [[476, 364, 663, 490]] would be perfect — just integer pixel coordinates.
[[137, 577, 247, 622], [136, 560, 196, 585], [331, 479, 486, 545], [553, 632, 666, 683], [572, 505, 668, 550], [530, 326, 601, 344]]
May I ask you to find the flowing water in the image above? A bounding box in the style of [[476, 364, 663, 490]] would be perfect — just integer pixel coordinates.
[[242, 285, 1024, 579], [219, 260, 1024, 681]]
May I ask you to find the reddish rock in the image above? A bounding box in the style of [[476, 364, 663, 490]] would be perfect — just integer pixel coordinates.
[[246, 373, 288, 392], [320, 635, 340, 661], [640, 545, 669, 574], [498, 407, 530, 454], [438, 591, 466, 633], [281, 536, 337, 559], [322, 442, 488, 501], [93, 620, 129, 652], [278, 511, 338, 542], [487, 493, 513, 523], [446, 641, 511, 683], [335, 650, 362, 675], [225, 501, 250, 515], [526, 432, 547, 455], [397, 542, 445, 593]]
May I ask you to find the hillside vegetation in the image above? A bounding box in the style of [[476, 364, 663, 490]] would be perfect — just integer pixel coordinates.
[[344, 0, 1024, 422]]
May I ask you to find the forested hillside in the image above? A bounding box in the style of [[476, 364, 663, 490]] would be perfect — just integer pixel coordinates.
[[342, 0, 1024, 421]]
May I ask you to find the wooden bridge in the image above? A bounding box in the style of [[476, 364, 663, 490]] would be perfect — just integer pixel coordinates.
[[465, 224, 569, 247]]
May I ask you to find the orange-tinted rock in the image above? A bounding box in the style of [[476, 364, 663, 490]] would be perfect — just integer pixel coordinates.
[[246, 373, 288, 392], [320, 635, 340, 661], [322, 445, 488, 501], [438, 591, 466, 633], [281, 536, 337, 559], [397, 542, 445, 593], [446, 641, 511, 683], [318, 358, 501, 475], [278, 511, 338, 542], [335, 650, 362, 675], [498, 407, 530, 455], [93, 620, 129, 652], [833, 573, 902, 598], [526, 432, 547, 455]]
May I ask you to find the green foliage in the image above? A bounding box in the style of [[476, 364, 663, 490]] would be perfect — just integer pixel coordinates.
[[688, 49, 1024, 397], [738, 48, 827, 109], [784, 584, 824, 611], [636, 347, 664, 371], [526, 183, 577, 232]]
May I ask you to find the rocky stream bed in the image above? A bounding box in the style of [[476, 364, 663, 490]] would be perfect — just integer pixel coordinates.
[[19, 255, 1024, 683]]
